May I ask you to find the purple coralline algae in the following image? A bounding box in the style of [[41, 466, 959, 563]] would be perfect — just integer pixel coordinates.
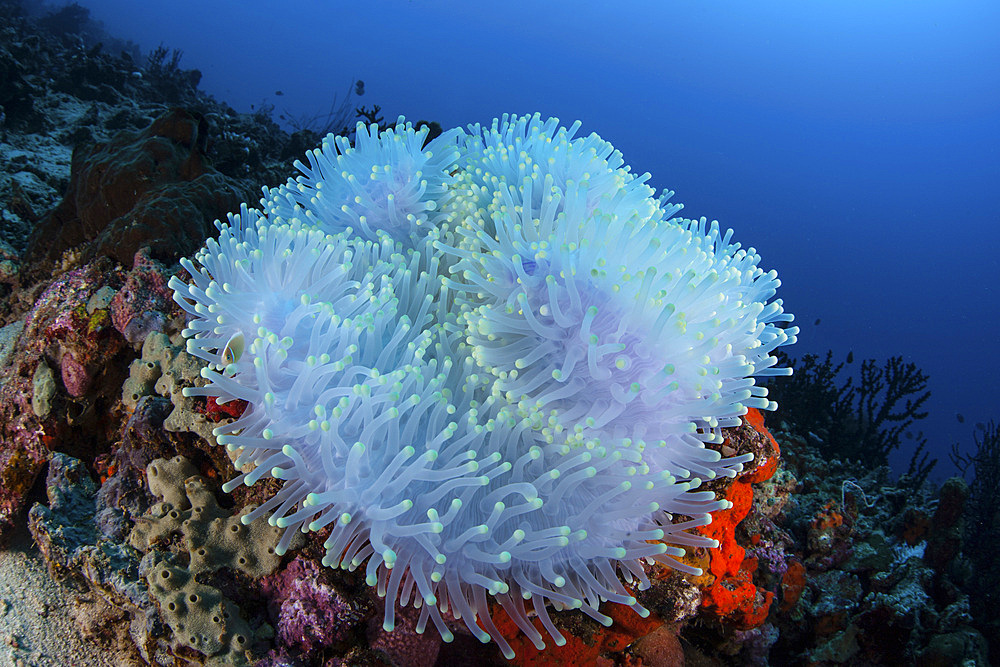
[[260, 557, 372, 654], [367, 597, 443, 667], [59, 351, 92, 396], [110, 246, 175, 344]]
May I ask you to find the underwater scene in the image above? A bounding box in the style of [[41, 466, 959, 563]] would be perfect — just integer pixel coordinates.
[[0, 0, 997, 665]]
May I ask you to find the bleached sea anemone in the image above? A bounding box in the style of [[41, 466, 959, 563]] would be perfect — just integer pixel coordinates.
[[169, 115, 798, 658], [264, 116, 463, 247]]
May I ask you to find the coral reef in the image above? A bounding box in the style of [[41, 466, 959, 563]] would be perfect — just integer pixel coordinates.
[[23, 108, 252, 274], [0, 230, 183, 536], [0, 2, 995, 664], [641, 346, 993, 665], [751, 406, 990, 665], [0, 0, 301, 272], [0, 257, 128, 541]]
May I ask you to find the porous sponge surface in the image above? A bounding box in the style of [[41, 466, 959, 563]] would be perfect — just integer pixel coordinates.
[[123, 331, 219, 443], [129, 456, 287, 666]]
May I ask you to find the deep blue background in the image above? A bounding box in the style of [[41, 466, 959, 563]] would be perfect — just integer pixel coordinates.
[[79, 0, 1000, 479]]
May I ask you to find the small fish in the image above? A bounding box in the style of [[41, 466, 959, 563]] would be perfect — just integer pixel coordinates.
[[956, 413, 965, 423], [976, 422, 986, 431], [221, 331, 246, 369], [275, 90, 284, 96], [355, 79, 365, 96], [846, 351, 854, 364], [905, 431, 913, 440], [814, 318, 821, 326]]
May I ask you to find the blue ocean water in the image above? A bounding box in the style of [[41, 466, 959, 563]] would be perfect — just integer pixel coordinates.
[[78, 0, 1000, 479]]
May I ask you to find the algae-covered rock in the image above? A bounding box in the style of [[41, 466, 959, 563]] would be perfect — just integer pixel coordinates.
[[845, 531, 893, 573], [31, 359, 57, 418], [27, 452, 161, 664], [0, 319, 24, 369]]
